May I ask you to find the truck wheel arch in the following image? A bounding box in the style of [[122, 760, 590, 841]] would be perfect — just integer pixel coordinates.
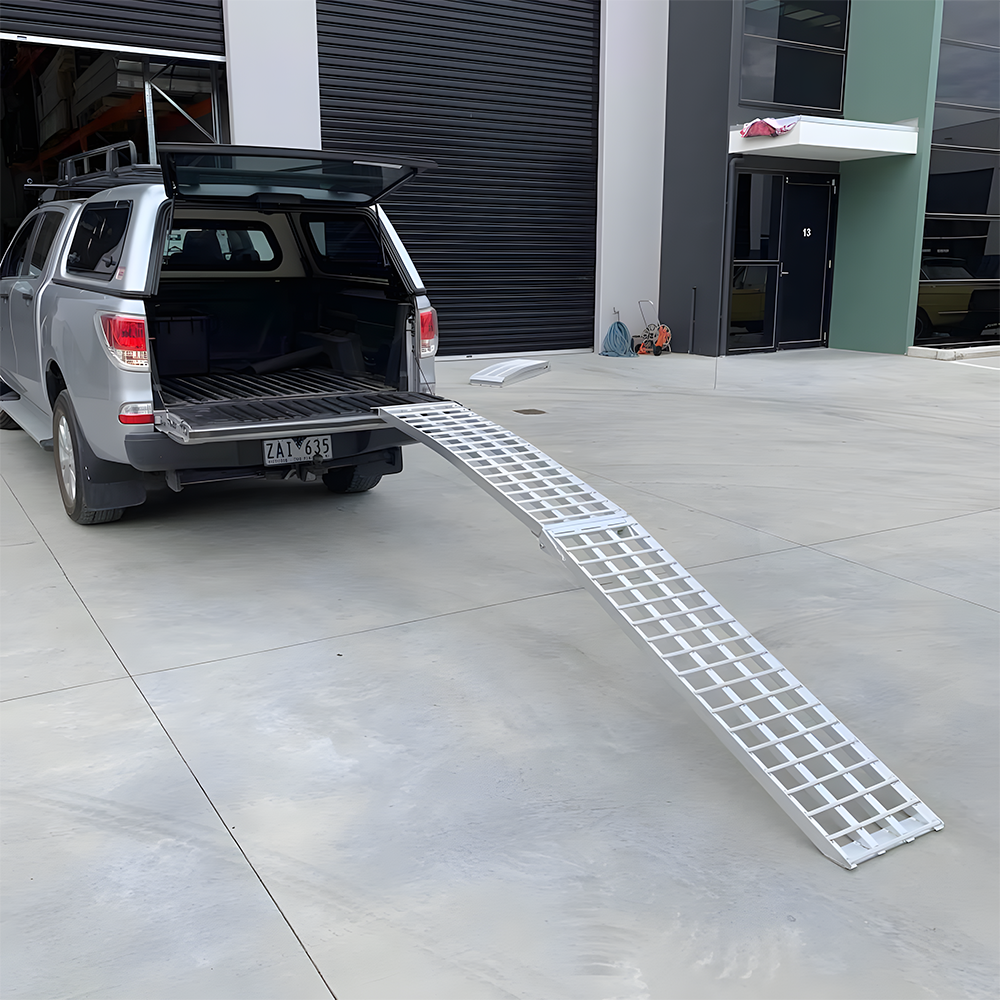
[[46, 362, 67, 411]]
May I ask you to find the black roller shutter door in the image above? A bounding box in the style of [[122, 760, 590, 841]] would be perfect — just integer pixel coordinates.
[[317, 0, 599, 356], [1, 0, 225, 57]]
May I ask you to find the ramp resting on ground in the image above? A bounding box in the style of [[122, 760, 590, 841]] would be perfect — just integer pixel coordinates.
[[380, 400, 943, 868]]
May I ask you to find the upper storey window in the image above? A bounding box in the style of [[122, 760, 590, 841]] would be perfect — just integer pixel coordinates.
[[933, 0, 1000, 150], [741, 1, 850, 114]]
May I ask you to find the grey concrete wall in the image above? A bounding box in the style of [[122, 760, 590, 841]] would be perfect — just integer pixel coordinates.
[[659, 0, 734, 355], [595, 0, 669, 349], [222, 0, 322, 149]]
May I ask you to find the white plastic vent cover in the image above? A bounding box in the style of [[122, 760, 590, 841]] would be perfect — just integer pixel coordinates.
[[469, 359, 551, 387]]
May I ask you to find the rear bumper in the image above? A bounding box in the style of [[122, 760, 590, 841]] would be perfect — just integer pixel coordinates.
[[157, 409, 388, 444], [125, 426, 415, 471]]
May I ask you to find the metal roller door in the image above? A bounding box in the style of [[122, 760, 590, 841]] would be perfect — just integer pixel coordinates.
[[0, 0, 225, 57], [317, 0, 600, 356]]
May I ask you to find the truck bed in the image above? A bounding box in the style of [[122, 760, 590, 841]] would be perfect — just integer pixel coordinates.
[[156, 368, 440, 444], [159, 368, 386, 405]]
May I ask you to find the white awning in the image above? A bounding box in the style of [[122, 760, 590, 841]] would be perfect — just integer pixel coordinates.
[[728, 116, 918, 161]]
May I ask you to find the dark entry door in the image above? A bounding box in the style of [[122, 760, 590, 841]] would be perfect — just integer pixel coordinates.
[[728, 172, 835, 354], [776, 178, 833, 348]]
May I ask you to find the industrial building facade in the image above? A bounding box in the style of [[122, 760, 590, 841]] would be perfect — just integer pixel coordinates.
[[1, 0, 996, 356], [659, 0, 997, 357]]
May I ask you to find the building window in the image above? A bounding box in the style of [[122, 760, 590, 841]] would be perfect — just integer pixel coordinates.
[[740, 1, 849, 114], [937, 0, 1000, 113], [917, 0, 999, 347], [932, 0, 999, 152]]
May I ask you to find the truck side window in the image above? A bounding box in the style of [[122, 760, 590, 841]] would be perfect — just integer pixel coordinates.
[[66, 201, 132, 278], [1, 219, 37, 278], [28, 212, 64, 277], [303, 216, 386, 277]]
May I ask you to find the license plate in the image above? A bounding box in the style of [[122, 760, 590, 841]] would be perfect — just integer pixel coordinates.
[[262, 435, 333, 466]]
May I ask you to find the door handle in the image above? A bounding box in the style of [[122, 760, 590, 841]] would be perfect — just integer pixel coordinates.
[[11, 280, 34, 300], [780, 271, 789, 275]]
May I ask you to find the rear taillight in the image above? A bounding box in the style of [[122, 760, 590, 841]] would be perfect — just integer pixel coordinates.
[[100, 314, 148, 368], [419, 307, 438, 358], [118, 402, 154, 424]]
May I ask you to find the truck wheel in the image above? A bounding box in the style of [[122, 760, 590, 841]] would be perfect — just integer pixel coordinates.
[[52, 393, 124, 524], [322, 465, 382, 494]]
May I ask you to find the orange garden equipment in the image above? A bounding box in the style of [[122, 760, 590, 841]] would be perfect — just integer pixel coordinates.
[[637, 299, 671, 355]]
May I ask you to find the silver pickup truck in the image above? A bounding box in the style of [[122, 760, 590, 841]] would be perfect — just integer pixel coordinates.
[[0, 142, 440, 523]]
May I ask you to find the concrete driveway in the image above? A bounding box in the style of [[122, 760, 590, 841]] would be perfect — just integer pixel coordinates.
[[2, 349, 997, 999]]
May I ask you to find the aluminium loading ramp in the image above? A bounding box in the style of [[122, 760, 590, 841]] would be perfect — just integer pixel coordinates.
[[379, 400, 944, 869]]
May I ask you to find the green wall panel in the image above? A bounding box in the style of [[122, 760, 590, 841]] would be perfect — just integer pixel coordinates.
[[828, 0, 942, 354]]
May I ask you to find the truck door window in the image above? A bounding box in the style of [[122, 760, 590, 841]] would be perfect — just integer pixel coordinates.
[[1, 219, 37, 278], [66, 201, 132, 278], [28, 212, 64, 277]]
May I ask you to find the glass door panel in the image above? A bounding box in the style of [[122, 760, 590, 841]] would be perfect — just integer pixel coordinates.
[[729, 263, 778, 352]]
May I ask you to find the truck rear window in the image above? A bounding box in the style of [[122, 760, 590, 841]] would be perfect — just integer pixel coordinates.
[[163, 222, 281, 271], [66, 202, 131, 279], [303, 215, 388, 277]]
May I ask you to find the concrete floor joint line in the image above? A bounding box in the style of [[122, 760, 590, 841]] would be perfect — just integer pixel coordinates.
[[2, 475, 339, 997]]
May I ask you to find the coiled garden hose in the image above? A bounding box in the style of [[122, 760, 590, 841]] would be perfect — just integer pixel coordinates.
[[600, 320, 635, 357]]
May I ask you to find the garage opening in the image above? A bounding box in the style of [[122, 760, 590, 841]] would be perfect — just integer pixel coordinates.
[[1, 40, 226, 247]]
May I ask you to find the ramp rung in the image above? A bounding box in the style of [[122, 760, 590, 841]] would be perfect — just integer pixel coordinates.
[[645, 615, 741, 637], [633, 609, 735, 631], [598, 579, 703, 598], [379, 400, 943, 868], [587, 569, 684, 586], [726, 699, 824, 731], [802, 776, 900, 815], [741, 718, 843, 751], [673, 649, 772, 676], [685, 665, 787, 694], [705, 682, 803, 711], [762, 738, 858, 772], [608, 594, 710, 613], [585, 559, 679, 577], [653, 631, 751, 657], [614, 595, 717, 617], [782, 759, 881, 794], [822, 798, 924, 840]]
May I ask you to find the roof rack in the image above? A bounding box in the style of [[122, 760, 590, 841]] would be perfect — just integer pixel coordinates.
[[60, 140, 142, 181], [28, 141, 163, 200]]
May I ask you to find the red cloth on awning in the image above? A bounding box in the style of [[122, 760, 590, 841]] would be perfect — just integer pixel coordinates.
[[740, 116, 801, 137]]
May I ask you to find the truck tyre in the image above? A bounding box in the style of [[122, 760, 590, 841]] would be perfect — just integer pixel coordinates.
[[52, 393, 124, 524], [322, 465, 382, 494]]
